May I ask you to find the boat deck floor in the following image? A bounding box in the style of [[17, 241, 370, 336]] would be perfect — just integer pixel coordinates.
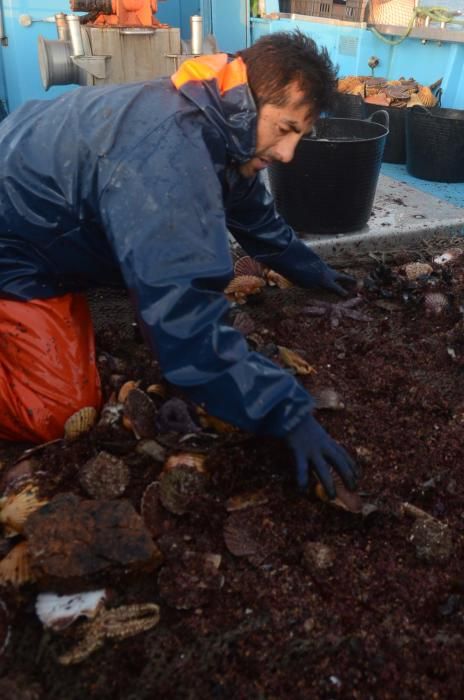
[[302, 163, 464, 262]]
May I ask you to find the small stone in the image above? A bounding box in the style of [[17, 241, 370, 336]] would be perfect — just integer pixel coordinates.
[[302, 542, 336, 571]]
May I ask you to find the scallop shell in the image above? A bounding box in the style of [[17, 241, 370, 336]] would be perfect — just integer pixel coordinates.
[[223, 507, 283, 566], [315, 475, 362, 514], [234, 256, 265, 279], [225, 489, 270, 512], [0, 541, 34, 587], [163, 452, 206, 474], [424, 292, 449, 317], [400, 262, 433, 281], [337, 76, 363, 94], [265, 270, 294, 289], [232, 311, 256, 336], [418, 86, 437, 107], [406, 93, 425, 108], [64, 406, 97, 440], [124, 388, 157, 439], [159, 465, 208, 515], [225, 275, 266, 303], [0, 485, 48, 537], [278, 346, 316, 376], [36, 590, 107, 631], [79, 451, 130, 500], [140, 481, 173, 538], [0, 598, 10, 657], [117, 380, 140, 404], [433, 247, 463, 265]]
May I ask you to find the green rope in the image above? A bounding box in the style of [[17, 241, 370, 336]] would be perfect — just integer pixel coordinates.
[[368, 3, 464, 46]]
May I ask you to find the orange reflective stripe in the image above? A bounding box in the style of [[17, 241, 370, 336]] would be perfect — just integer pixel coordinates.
[[172, 55, 248, 94]]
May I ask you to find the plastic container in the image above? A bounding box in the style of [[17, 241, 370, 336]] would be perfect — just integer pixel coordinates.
[[364, 102, 406, 164], [330, 93, 366, 120], [405, 106, 464, 182], [268, 112, 389, 235]]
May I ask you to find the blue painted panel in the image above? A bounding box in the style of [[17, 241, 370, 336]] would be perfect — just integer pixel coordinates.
[[157, 0, 201, 39], [251, 17, 464, 109], [211, 0, 249, 53], [1, 0, 79, 113]]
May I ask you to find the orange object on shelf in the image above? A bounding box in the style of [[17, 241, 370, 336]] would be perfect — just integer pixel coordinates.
[[70, 0, 164, 28]]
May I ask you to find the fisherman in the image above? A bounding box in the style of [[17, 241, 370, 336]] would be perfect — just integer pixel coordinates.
[[0, 30, 358, 497]]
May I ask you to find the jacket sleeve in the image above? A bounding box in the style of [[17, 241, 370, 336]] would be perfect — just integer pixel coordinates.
[[226, 172, 333, 289], [98, 127, 313, 436]]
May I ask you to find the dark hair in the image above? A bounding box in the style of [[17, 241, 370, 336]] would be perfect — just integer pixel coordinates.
[[237, 31, 338, 115]]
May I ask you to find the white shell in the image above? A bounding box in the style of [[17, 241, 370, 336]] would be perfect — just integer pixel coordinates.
[[433, 248, 464, 266], [35, 590, 107, 631]]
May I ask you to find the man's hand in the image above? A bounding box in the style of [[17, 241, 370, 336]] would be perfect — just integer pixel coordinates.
[[320, 266, 357, 297], [286, 413, 359, 497]]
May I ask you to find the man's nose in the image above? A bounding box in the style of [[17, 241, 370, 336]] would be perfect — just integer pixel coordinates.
[[274, 135, 301, 163]]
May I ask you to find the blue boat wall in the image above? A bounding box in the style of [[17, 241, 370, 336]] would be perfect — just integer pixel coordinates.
[[0, 0, 463, 112]]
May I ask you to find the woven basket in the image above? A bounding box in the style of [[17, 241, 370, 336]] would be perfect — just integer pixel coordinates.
[[368, 0, 416, 26]]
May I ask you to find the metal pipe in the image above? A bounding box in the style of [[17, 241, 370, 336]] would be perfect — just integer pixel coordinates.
[[0, 0, 6, 42], [190, 15, 203, 55], [66, 14, 84, 57], [55, 13, 70, 42]]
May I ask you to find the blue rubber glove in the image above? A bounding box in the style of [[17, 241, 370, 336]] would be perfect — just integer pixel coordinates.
[[320, 267, 357, 298], [287, 413, 359, 497]]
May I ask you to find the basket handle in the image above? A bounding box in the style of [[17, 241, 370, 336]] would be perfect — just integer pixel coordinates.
[[366, 109, 390, 131]]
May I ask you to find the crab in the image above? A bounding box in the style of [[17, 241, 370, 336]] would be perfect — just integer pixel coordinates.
[[58, 603, 160, 665], [302, 296, 371, 329]]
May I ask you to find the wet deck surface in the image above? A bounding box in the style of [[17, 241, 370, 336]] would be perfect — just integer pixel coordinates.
[[301, 164, 464, 261]]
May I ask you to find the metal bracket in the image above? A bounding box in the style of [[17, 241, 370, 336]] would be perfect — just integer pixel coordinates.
[[70, 55, 111, 80]]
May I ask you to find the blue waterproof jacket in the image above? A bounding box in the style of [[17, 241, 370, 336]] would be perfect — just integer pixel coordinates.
[[0, 54, 333, 437]]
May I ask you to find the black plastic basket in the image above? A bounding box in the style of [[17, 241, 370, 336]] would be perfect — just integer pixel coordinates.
[[364, 102, 406, 164], [406, 105, 464, 182], [268, 112, 389, 235], [329, 93, 366, 120]]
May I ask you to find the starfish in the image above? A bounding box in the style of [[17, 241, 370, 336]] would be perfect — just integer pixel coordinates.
[[58, 603, 160, 665], [302, 296, 371, 329]]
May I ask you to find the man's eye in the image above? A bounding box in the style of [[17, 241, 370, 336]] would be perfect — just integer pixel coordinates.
[[278, 126, 290, 135]]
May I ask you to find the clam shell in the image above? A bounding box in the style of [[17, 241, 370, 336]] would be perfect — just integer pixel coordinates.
[[433, 247, 463, 266], [265, 270, 293, 289], [0, 485, 47, 537], [118, 380, 140, 404], [424, 292, 448, 316], [35, 590, 107, 631], [79, 451, 130, 500], [0, 541, 34, 587], [64, 406, 97, 440], [146, 383, 167, 399], [278, 346, 316, 376], [124, 388, 157, 439], [234, 256, 265, 278], [400, 262, 433, 281]]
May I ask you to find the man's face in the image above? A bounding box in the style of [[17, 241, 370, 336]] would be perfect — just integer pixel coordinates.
[[239, 82, 316, 178]]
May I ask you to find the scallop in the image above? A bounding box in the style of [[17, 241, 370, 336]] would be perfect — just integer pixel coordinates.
[[64, 406, 98, 440], [265, 270, 294, 289], [225, 275, 266, 304], [234, 256, 265, 278], [400, 262, 433, 281], [79, 451, 130, 500], [159, 463, 208, 515], [417, 86, 437, 107], [232, 311, 256, 336], [163, 452, 206, 474], [0, 485, 47, 537], [424, 292, 449, 317], [0, 541, 34, 587]]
